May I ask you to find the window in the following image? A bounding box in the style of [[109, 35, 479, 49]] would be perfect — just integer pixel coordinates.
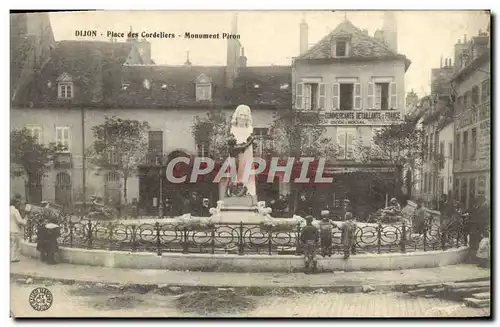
[[471, 128, 477, 159], [58, 82, 73, 99], [464, 91, 471, 109], [337, 128, 356, 160], [471, 86, 479, 105], [148, 131, 163, 156], [455, 96, 464, 114], [448, 142, 452, 160], [429, 136, 434, 160], [334, 39, 349, 57], [481, 79, 490, 103], [332, 82, 361, 110], [295, 82, 325, 110], [468, 178, 476, 209], [55, 126, 70, 153], [462, 131, 468, 161], [454, 178, 460, 201], [107, 146, 119, 165], [370, 127, 384, 159], [254, 128, 270, 155], [368, 81, 396, 110], [439, 141, 445, 169], [424, 136, 429, 160], [455, 134, 460, 162], [26, 126, 42, 144], [374, 83, 389, 110], [197, 143, 210, 157], [196, 84, 212, 101], [424, 172, 428, 192], [339, 84, 353, 110]]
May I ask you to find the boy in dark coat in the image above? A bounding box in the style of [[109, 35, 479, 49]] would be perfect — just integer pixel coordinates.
[[300, 216, 319, 273], [36, 217, 61, 264]]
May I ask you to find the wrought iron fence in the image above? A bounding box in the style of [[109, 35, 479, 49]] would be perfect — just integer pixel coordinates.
[[24, 216, 468, 256]]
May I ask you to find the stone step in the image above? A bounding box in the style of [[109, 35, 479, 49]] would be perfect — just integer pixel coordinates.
[[463, 297, 490, 308], [472, 292, 490, 300]]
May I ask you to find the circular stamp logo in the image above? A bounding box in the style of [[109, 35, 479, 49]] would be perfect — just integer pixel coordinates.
[[29, 287, 53, 312]]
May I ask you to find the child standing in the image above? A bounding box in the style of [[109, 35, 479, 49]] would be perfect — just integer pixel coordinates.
[[36, 217, 61, 264]]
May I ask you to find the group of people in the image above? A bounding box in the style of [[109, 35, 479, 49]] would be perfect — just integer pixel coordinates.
[[10, 195, 61, 265], [299, 206, 357, 274]]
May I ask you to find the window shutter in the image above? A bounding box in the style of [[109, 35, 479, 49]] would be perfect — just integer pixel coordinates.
[[389, 82, 397, 110], [332, 83, 339, 110], [295, 83, 304, 110], [318, 83, 326, 110], [346, 133, 354, 159], [367, 82, 374, 110], [354, 83, 362, 110], [303, 84, 311, 110], [337, 132, 345, 159]]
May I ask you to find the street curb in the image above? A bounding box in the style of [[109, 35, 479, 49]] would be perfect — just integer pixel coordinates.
[[10, 273, 490, 295]]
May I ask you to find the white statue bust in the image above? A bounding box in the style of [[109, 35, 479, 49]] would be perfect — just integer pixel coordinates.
[[228, 105, 256, 197]]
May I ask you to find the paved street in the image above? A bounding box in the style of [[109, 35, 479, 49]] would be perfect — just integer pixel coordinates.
[[10, 257, 490, 289], [11, 280, 489, 317]]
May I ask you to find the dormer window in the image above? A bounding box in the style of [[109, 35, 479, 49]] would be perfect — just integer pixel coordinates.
[[332, 37, 351, 58], [57, 72, 74, 99], [195, 73, 212, 101]]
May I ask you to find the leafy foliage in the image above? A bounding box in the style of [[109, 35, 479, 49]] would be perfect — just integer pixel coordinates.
[[356, 115, 426, 196], [267, 110, 337, 158], [191, 109, 230, 160], [87, 116, 150, 203], [10, 128, 63, 179]]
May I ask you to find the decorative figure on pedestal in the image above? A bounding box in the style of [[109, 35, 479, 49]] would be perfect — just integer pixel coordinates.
[[226, 105, 257, 198]]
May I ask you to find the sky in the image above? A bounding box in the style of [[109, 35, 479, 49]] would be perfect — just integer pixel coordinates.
[[49, 10, 490, 97]]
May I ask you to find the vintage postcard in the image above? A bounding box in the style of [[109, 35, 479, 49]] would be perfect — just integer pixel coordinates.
[[9, 10, 491, 318]]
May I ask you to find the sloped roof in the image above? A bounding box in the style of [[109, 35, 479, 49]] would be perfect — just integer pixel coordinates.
[[232, 66, 291, 108], [297, 19, 411, 70], [49, 40, 134, 76], [115, 65, 228, 108], [111, 65, 292, 109]]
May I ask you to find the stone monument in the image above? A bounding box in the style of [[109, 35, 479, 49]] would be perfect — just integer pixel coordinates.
[[212, 105, 264, 224]]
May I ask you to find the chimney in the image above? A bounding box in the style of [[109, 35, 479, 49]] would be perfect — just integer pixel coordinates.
[[299, 17, 309, 55], [225, 13, 240, 88], [440, 56, 443, 68], [239, 47, 247, 68], [454, 38, 469, 71], [382, 12, 398, 52], [374, 29, 385, 43], [184, 51, 192, 66]]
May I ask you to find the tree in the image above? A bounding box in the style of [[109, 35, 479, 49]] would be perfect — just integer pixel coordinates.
[[356, 115, 426, 200], [87, 116, 150, 204], [267, 110, 337, 158], [10, 128, 63, 202], [191, 109, 230, 160]]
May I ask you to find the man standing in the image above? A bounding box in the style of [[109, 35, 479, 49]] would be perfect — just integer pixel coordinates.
[[10, 197, 27, 263], [300, 215, 319, 274], [468, 195, 490, 256]]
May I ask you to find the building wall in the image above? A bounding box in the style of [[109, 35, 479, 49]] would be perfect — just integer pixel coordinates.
[[438, 122, 454, 197], [293, 59, 406, 156], [11, 107, 276, 203], [453, 60, 491, 208]]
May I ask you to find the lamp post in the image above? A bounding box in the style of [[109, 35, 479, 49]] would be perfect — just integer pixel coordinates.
[[157, 155, 164, 218]]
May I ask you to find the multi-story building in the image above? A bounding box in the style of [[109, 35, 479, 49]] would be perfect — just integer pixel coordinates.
[[451, 29, 491, 209], [10, 13, 291, 214], [291, 13, 411, 216], [420, 58, 455, 208]]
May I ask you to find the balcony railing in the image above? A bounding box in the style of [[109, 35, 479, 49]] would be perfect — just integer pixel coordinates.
[[53, 153, 73, 169]]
